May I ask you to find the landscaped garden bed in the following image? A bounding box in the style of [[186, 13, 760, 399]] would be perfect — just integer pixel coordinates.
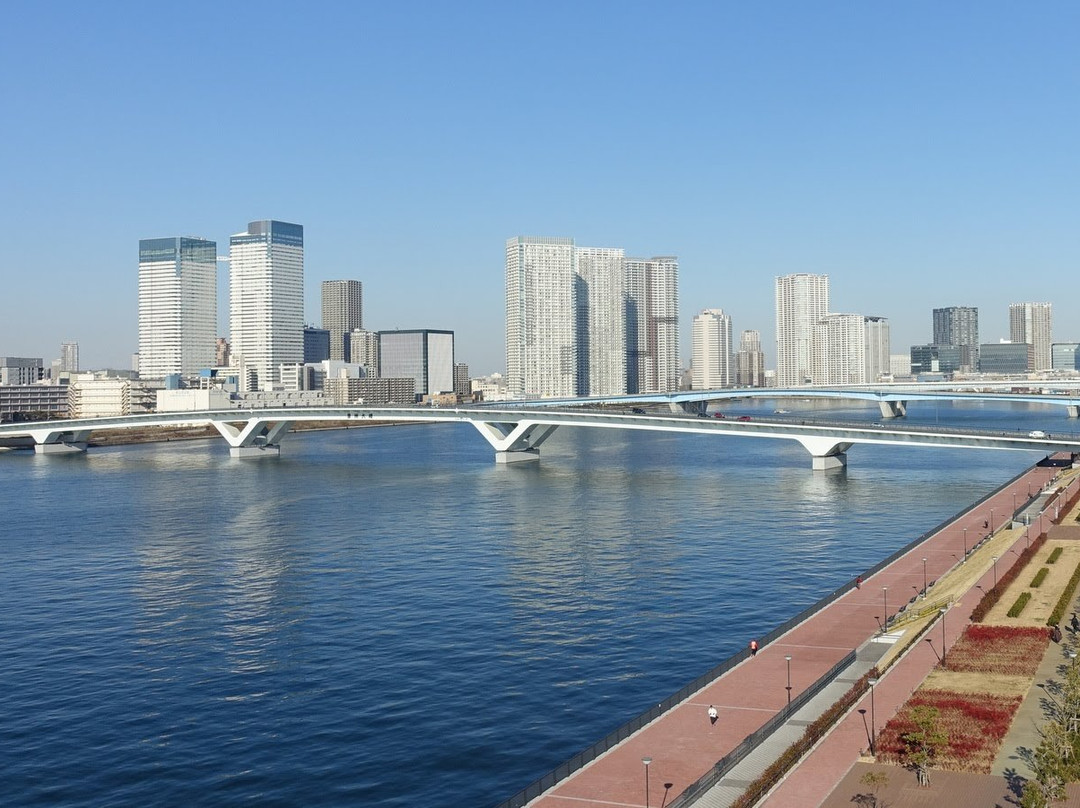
[[875, 689, 1024, 773], [944, 625, 1048, 677]]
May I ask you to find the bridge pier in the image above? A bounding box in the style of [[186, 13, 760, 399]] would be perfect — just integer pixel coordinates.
[[878, 400, 907, 418], [473, 421, 558, 462], [1068, 405, 1080, 419], [30, 429, 93, 454], [798, 437, 853, 471], [213, 419, 292, 458]]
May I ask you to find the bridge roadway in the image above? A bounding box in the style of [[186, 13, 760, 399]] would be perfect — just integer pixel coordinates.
[[501, 382, 1080, 419], [1, 405, 1078, 469]]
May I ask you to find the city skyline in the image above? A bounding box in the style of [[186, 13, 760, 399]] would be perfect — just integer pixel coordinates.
[[3, 4, 1080, 373]]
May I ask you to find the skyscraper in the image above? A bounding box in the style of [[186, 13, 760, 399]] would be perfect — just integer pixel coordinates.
[[505, 236, 577, 398], [229, 220, 304, 391], [932, 307, 979, 373], [138, 236, 217, 378], [813, 314, 866, 385], [1009, 302, 1052, 371], [506, 237, 678, 398], [775, 274, 829, 386], [625, 257, 679, 394], [321, 280, 363, 361], [60, 342, 79, 373], [575, 247, 626, 396], [735, 330, 766, 388], [691, 309, 733, 389]]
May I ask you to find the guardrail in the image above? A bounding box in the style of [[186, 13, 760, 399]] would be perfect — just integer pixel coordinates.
[[666, 650, 857, 807]]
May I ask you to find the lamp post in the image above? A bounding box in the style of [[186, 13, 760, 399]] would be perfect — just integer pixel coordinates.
[[882, 587, 889, 629], [963, 527, 968, 560], [940, 607, 947, 670], [868, 677, 878, 756], [785, 655, 792, 706], [922, 557, 928, 597], [992, 555, 998, 588], [991, 508, 995, 532], [641, 757, 652, 808]]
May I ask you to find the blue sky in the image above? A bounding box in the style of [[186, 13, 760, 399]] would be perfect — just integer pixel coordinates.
[[2, 2, 1078, 374]]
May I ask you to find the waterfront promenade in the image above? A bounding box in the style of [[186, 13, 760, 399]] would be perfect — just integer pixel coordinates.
[[519, 460, 1071, 808]]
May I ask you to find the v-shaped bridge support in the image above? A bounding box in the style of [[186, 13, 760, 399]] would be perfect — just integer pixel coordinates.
[[471, 420, 560, 463], [212, 418, 293, 458]]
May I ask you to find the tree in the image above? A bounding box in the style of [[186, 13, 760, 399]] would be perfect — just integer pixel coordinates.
[[1022, 720, 1071, 808], [853, 769, 890, 807], [901, 705, 948, 787]]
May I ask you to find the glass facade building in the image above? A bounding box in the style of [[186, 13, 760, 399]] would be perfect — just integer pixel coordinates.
[[229, 220, 304, 391], [378, 329, 455, 399], [138, 236, 217, 379], [978, 342, 1033, 374], [1052, 343, 1080, 372], [932, 306, 979, 373]]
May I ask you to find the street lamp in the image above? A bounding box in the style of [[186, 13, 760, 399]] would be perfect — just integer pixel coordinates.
[[785, 655, 793, 706], [991, 508, 995, 532], [963, 527, 968, 560], [940, 607, 947, 670], [868, 677, 879, 756], [992, 555, 998, 588], [882, 587, 889, 629], [641, 757, 652, 808], [922, 557, 928, 597]]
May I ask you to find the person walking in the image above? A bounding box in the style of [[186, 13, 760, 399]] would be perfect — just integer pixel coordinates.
[[708, 705, 718, 725], [749, 639, 759, 657]]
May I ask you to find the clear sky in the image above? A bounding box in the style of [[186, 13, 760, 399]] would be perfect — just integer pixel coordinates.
[[2, 2, 1078, 375]]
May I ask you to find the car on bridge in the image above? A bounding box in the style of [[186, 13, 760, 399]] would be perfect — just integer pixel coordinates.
[[712, 412, 725, 419], [1029, 430, 1047, 438], [737, 415, 752, 421]]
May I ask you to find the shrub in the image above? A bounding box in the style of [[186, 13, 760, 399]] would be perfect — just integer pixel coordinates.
[[970, 532, 1048, 623], [1048, 547, 1064, 564], [1031, 568, 1050, 588], [946, 625, 1047, 677], [1008, 592, 1032, 617], [1048, 560, 1080, 627]]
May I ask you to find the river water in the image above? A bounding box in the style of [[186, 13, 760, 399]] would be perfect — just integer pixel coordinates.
[[0, 399, 1073, 806]]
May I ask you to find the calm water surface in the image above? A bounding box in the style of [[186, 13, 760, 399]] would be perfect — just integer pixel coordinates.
[[0, 399, 1072, 806]]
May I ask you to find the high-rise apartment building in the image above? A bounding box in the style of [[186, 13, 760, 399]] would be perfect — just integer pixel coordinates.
[[229, 220, 304, 391], [348, 328, 379, 373], [137, 236, 217, 379], [1009, 302, 1052, 371], [735, 330, 766, 388], [60, 342, 79, 373], [321, 280, 363, 361], [506, 237, 679, 399], [932, 307, 979, 373], [625, 257, 680, 394], [813, 314, 865, 385], [775, 274, 829, 386], [505, 237, 577, 398], [864, 316, 891, 383], [0, 357, 44, 386], [575, 247, 626, 396], [691, 309, 733, 389], [378, 329, 454, 399]]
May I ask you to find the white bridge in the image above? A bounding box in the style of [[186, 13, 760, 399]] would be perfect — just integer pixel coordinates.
[[1, 404, 1077, 470]]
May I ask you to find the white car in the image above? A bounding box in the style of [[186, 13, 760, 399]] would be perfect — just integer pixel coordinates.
[[1029, 430, 1047, 438]]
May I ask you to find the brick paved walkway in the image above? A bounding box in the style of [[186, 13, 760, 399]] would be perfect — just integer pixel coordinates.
[[520, 463, 1070, 808]]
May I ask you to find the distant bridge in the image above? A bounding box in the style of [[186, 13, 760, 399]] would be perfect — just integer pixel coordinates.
[[1, 405, 1077, 470], [508, 382, 1080, 419]]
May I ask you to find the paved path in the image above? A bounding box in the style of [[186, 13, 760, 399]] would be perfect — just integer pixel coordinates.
[[520, 463, 1068, 808]]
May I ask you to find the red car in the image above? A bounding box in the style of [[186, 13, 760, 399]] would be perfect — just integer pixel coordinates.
[[712, 412, 725, 419], [737, 415, 752, 421]]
